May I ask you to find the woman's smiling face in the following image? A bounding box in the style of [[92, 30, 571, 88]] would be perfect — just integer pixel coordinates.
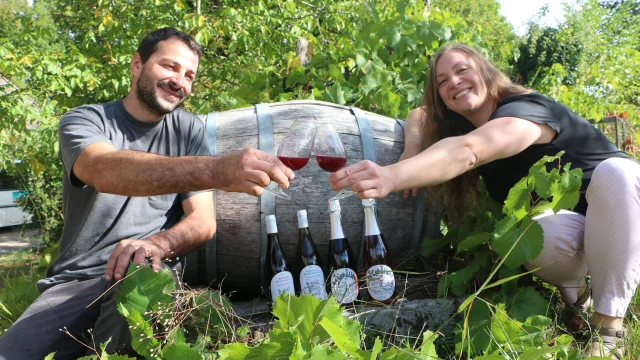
[[435, 50, 489, 117]]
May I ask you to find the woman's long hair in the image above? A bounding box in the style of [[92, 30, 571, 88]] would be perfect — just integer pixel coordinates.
[[421, 44, 530, 223]]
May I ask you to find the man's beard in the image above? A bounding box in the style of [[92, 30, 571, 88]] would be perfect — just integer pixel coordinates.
[[136, 69, 186, 117]]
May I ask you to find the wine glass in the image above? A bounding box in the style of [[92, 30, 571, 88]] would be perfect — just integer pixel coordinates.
[[263, 120, 317, 200], [313, 123, 356, 200]]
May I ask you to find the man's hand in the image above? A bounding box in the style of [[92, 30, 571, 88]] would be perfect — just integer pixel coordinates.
[[104, 239, 166, 281], [328, 160, 395, 199], [213, 148, 294, 196]]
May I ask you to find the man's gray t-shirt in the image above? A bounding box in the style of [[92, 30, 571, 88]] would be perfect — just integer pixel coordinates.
[[39, 99, 210, 289]]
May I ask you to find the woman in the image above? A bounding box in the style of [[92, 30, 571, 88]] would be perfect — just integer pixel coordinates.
[[329, 43, 639, 358]]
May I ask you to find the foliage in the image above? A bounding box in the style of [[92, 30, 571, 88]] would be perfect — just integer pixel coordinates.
[[423, 152, 583, 357], [515, 25, 584, 85], [0, 245, 57, 331], [518, 0, 640, 152]]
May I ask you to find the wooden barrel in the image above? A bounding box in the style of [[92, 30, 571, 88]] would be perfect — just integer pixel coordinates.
[[182, 100, 438, 294]]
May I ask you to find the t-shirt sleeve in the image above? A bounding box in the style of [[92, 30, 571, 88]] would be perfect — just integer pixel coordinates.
[[58, 106, 113, 188], [179, 114, 213, 202], [489, 95, 562, 133]]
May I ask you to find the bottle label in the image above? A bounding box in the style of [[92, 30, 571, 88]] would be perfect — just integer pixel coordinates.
[[330, 268, 359, 304], [300, 265, 328, 300], [366, 265, 395, 301], [270, 271, 295, 302]]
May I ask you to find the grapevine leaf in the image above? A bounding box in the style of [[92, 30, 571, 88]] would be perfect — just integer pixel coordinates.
[[115, 263, 175, 315], [530, 163, 557, 198], [509, 287, 549, 322], [502, 177, 532, 219], [370, 337, 383, 360], [324, 81, 346, 105], [217, 343, 251, 360], [457, 232, 492, 254], [258, 329, 297, 358], [490, 303, 522, 344], [492, 217, 544, 269], [550, 167, 583, 212], [121, 307, 160, 359], [318, 317, 367, 359], [418, 331, 439, 359], [520, 346, 564, 360], [161, 343, 202, 359], [525, 315, 552, 329], [303, 344, 348, 359], [272, 293, 340, 344], [379, 348, 418, 360]]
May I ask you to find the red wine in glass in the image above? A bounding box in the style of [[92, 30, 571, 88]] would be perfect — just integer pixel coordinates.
[[314, 123, 356, 200], [263, 120, 316, 200], [316, 155, 347, 172], [278, 156, 310, 171]]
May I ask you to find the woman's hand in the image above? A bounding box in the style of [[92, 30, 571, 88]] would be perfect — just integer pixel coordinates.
[[328, 160, 396, 199]]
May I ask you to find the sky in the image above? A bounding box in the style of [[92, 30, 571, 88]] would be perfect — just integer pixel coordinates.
[[497, 0, 575, 35]]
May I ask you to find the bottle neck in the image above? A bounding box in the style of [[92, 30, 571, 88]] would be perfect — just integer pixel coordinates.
[[363, 206, 380, 236], [330, 211, 345, 239]]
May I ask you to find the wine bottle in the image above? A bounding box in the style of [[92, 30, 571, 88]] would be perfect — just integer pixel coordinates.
[[296, 209, 328, 300], [265, 215, 295, 303], [327, 199, 359, 305], [361, 199, 396, 303]]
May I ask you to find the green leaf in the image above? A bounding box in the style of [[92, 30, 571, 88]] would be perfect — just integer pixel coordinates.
[[379, 348, 420, 360], [418, 331, 439, 359], [272, 293, 339, 343], [0, 300, 13, 316], [123, 307, 160, 358], [492, 216, 544, 269], [473, 355, 506, 360], [502, 177, 532, 219], [318, 317, 366, 359], [439, 252, 491, 297], [457, 300, 492, 355], [286, 67, 308, 88], [162, 343, 203, 359], [218, 343, 251, 360], [115, 263, 175, 315], [370, 337, 383, 360], [490, 303, 522, 344], [550, 166, 583, 212], [44, 354, 56, 360], [509, 287, 549, 322], [304, 344, 348, 359], [456, 232, 492, 253], [324, 82, 346, 105], [520, 346, 563, 360]]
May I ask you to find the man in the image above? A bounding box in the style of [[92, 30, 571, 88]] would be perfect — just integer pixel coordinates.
[[0, 27, 293, 359]]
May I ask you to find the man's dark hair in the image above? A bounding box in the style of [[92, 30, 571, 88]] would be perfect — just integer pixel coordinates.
[[137, 27, 203, 63]]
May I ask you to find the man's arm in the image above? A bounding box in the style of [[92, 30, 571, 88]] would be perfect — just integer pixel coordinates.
[[104, 191, 215, 281], [73, 142, 294, 197]]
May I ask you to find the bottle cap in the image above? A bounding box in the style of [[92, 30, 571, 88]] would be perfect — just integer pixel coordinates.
[[362, 198, 376, 208], [328, 198, 341, 213], [265, 214, 278, 234], [297, 209, 308, 228]]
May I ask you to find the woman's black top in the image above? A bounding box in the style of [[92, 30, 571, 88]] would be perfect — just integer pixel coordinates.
[[477, 92, 630, 215]]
